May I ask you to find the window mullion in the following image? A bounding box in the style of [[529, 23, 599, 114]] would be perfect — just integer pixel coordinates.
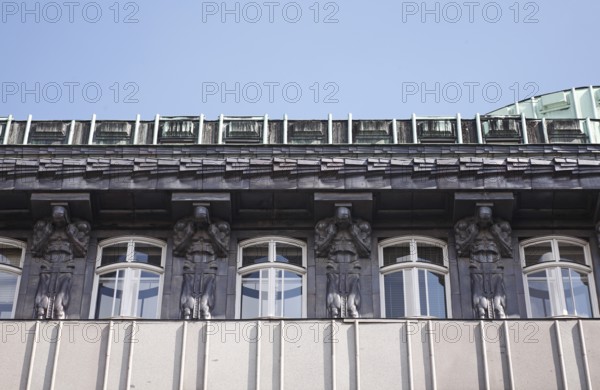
[[122, 268, 135, 317], [109, 271, 119, 317], [424, 270, 430, 316], [280, 269, 285, 317], [269, 241, 277, 317], [550, 267, 566, 316], [268, 268, 276, 317]]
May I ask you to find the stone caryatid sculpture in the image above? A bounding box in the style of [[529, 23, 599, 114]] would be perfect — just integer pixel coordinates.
[[32, 205, 90, 319], [455, 206, 512, 319], [173, 206, 230, 320], [315, 206, 371, 318]]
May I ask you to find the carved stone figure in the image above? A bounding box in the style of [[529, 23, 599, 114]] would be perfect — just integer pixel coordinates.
[[173, 206, 230, 320], [455, 206, 512, 319], [315, 206, 371, 318], [32, 205, 90, 319]]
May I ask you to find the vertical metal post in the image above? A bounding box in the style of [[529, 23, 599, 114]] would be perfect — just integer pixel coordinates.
[[3, 114, 13, 144], [354, 320, 361, 390], [152, 114, 160, 144], [541, 118, 549, 144], [520, 113, 529, 144], [133, 114, 141, 145], [203, 322, 211, 389], [88, 114, 97, 145], [347, 113, 353, 144], [479, 321, 490, 390], [456, 113, 463, 143], [411, 113, 418, 143], [67, 120, 76, 145], [406, 321, 413, 390], [102, 321, 114, 390], [585, 117, 595, 143], [589, 85, 599, 119], [577, 320, 592, 390], [503, 321, 515, 390], [23, 114, 32, 144], [125, 322, 136, 389], [262, 114, 269, 144], [330, 320, 336, 390], [572, 87, 581, 118], [427, 321, 437, 390], [218, 114, 224, 144], [328, 114, 333, 144], [197, 114, 205, 144], [25, 321, 41, 390], [475, 113, 483, 144], [49, 321, 63, 390], [178, 322, 188, 390], [283, 114, 288, 144], [531, 97, 537, 118], [255, 320, 261, 390], [392, 119, 398, 144], [279, 320, 285, 390], [554, 321, 568, 390]]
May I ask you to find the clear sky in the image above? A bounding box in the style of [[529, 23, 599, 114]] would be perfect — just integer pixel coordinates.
[[1, 0, 598, 120]]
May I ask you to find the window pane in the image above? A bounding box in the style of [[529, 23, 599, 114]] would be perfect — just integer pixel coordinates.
[[275, 270, 302, 317], [562, 268, 592, 317], [135, 271, 160, 318], [524, 243, 554, 267], [0, 245, 23, 268], [384, 272, 405, 318], [416, 243, 444, 266], [527, 271, 552, 317], [383, 243, 412, 267], [96, 271, 124, 318], [101, 244, 129, 266], [0, 271, 18, 318], [275, 243, 303, 266], [241, 270, 270, 318], [242, 243, 269, 267], [133, 244, 162, 267], [558, 244, 586, 265], [426, 271, 447, 318]]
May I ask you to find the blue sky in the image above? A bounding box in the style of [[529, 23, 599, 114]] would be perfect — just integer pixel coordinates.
[[1, 0, 598, 119]]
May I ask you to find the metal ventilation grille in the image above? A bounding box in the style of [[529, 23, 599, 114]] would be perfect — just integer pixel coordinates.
[[242, 243, 269, 267], [416, 243, 444, 266], [383, 244, 411, 267], [100, 243, 129, 266], [557, 243, 586, 265], [0, 244, 22, 268], [132, 244, 163, 267], [523, 242, 554, 267], [275, 243, 303, 267]]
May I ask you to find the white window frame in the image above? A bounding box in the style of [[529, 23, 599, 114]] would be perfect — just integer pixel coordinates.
[[0, 238, 26, 319], [235, 236, 307, 319], [89, 236, 166, 319], [379, 236, 451, 318], [520, 235, 599, 318]]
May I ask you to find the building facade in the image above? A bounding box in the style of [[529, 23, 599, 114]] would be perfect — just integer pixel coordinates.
[[2, 86, 600, 389]]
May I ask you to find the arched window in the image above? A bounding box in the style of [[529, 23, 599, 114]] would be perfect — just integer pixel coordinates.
[[379, 236, 451, 318], [90, 237, 166, 319], [0, 238, 26, 319], [521, 236, 598, 318], [236, 237, 306, 319]]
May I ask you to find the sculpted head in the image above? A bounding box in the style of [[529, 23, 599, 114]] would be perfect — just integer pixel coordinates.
[[334, 206, 352, 227], [476, 206, 493, 227], [51, 205, 68, 227], [193, 206, 210, 226]]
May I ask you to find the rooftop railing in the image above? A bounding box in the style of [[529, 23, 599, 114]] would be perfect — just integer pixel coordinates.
[[1, 113, 599, 145]]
